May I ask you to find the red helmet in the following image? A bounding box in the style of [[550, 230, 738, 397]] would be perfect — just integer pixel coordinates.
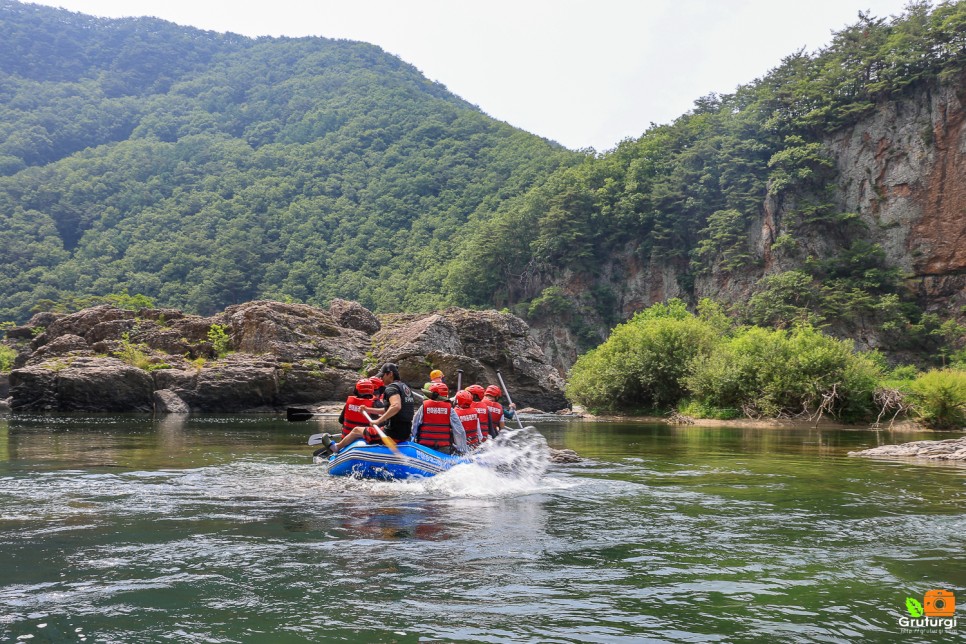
[[355, 378, 374, 395], [484, 385, 502, 398], [429, 382, 449, 398], [466, 384, 485, 400], [455, 390, 473, 407], [369, 376, 384, 389]]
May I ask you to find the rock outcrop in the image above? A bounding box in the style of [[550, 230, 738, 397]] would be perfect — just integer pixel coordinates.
[[849, 437, 966, 461], [11, 357, 155, 412], [4, 300, 567, 413], [373, 308, 568, 411]]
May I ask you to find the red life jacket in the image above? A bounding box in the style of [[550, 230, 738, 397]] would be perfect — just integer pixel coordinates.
[[415, 399, 453, 451], [485, 399, 504, 438], [342, 395, 373, 438], [457, 405, 482, 448], [471, 401, 491, 440]]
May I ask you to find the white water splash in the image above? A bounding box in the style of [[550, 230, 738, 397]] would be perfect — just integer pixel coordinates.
[[316, 426, 578, 499]]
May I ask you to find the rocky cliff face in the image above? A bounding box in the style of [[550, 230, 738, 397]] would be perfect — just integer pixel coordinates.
[[4, 301, 567, 413], [826, 81, 966, 313], [531, 79, 966, 370]]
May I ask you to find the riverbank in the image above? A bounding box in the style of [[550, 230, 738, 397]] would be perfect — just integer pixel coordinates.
[[572, 409, 929, 431], [296, 400, 938, 432]]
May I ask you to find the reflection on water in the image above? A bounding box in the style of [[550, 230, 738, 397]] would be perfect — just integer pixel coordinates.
[[0, 414, 964, 642]]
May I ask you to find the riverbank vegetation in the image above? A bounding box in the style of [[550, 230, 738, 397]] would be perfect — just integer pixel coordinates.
[[566, 300, 966, 428]]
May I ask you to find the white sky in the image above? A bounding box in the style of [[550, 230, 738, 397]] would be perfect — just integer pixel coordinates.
[[27, 0, 915, 151]]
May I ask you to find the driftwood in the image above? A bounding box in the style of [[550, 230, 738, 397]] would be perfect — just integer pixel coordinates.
[[872, 386, 910, 429], [808, 383, 840, 427]]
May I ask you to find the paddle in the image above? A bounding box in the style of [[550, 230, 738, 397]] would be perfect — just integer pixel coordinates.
[[307, 412, 402, 457], [361, 408, 404, 456], [456, 369, 463, 392], [496, 369, 525, 430]]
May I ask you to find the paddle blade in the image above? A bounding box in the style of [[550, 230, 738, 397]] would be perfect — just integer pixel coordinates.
[[380, 433, 399, 453]]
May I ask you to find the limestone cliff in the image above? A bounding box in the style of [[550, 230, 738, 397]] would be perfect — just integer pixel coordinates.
[[530, 79, 966, 371]]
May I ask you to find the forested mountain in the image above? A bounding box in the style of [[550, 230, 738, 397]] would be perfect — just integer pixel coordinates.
[[446, 1, 966, 367], [2, 0, 965, 371], [0, 0, 578, 321]]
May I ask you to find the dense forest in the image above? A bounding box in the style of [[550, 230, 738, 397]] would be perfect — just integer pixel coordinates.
[[1, 0, 965, 371], [0, 0, 578, 321]]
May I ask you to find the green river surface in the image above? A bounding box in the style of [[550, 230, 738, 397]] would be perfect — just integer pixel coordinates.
[[0, 414, 964, 643]]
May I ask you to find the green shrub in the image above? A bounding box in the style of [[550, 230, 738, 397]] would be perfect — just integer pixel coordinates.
[[207, 324, 231, 358], [104, 291, 154, 311], [677, 399, 741, 420], [566, 300, 717, 412], [907, 369, 966, 429], [0, 344, 17, 373], [527, 286, 573, 320], [113, 333, 169, 371], [686, 324, 882, 421]]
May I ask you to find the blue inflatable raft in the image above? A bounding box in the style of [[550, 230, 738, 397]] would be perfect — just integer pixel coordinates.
[[326, 440, 467, 480]]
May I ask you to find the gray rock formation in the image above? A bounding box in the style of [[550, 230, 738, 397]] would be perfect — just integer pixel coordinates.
[[329, 298, 381, 335], [11, 357, 154, 412], [374, 308, 568, 411], [4, 300, 567, 413], [153, 389, 190, 414], [849, 437, 966, 461]]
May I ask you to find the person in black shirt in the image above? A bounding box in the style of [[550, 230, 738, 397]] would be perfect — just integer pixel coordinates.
[[367, 362, 415, 443], [330, 362, 415, 454]]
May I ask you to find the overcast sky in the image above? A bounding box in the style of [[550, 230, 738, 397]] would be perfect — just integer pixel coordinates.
[[29, 0, 915, 151]]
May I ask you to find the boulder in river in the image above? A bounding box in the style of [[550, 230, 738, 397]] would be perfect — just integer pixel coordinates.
[[374, 308, 568, 411], [848, 437, 966, 460]]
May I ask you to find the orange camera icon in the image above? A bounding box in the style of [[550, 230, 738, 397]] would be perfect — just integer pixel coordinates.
[[924, 589, 956, 617]]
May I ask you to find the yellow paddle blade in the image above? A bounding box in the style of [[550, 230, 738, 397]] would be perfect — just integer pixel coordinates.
[[380, 432, 399, 452], [371, 425, 401, 455]]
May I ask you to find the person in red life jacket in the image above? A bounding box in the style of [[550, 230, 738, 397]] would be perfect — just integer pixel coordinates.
[[369, 376, 387, 408], [330, 363, 416, 454], [482, 385, 516, 438], [337, 378, 377, 440], [466, 384, 492, 440], [313, 378, 378, 456], [410, 382, 468, 455], [454, 389, 483, 448]]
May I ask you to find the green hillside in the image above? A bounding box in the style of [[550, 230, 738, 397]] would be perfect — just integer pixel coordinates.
[[446, 1, 966, 359], [3, 0, 965, 372], [0, 0, 577, 321]]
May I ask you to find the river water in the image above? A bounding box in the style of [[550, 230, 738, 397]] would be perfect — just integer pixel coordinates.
[[0, 414, 963, 643]]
